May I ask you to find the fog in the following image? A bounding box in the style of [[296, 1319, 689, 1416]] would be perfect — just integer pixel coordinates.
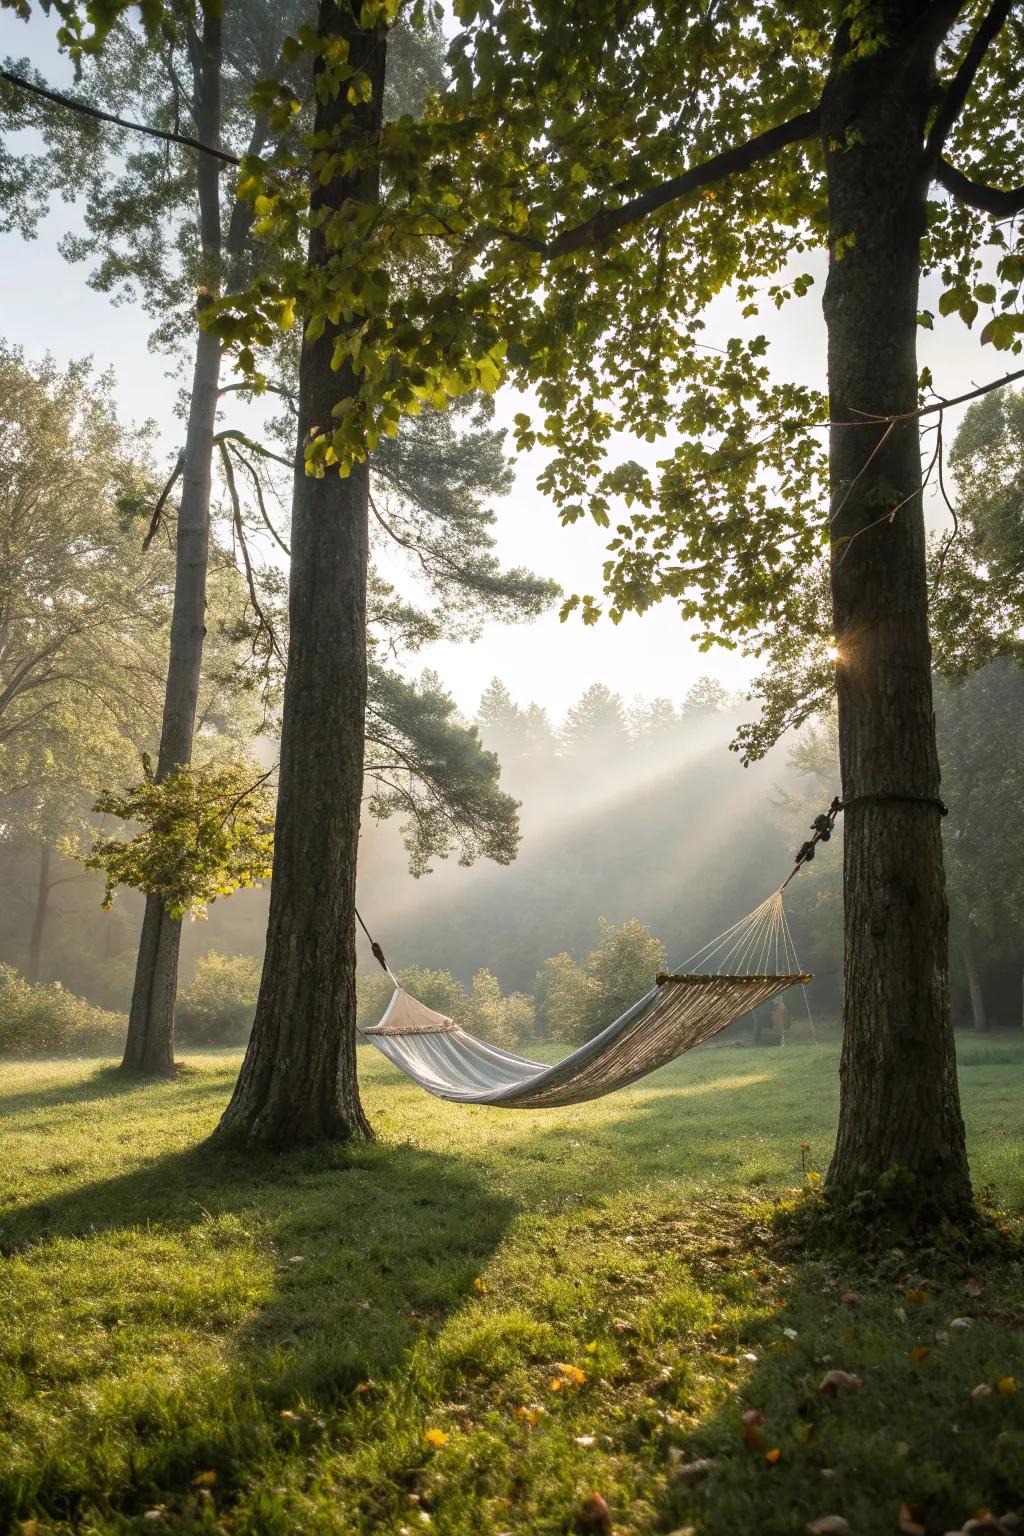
[[0, 681, 847, 1022]]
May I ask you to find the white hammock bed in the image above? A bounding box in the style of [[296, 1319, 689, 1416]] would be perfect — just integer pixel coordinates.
[[358, 889, 813, 1108]]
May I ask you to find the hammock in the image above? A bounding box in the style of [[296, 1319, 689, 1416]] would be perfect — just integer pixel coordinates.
[[357, 889, 812, 1108]]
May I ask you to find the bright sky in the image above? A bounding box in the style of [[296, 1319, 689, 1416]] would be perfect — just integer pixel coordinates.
[[0, 8, 993, 723]]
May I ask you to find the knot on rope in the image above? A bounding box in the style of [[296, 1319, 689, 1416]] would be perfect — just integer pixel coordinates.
[[782, 790, 948, 889]]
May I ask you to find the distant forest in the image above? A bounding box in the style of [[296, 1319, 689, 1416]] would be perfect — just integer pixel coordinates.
[[5, 663, 1021, 1034]]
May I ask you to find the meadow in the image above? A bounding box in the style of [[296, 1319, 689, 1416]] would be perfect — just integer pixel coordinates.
[[2, 1036, 1022, 1536]]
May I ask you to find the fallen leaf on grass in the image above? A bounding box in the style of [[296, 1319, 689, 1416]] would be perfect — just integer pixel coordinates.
[[908, 1346, 931, 1365], [673, 1457, 715, 1483], [807, 1519, 850, 1535], [819, 1370, 863, 1394], [423, 1428, 449, 1449], [577, 1490, 611, 1533], [908, 1289, 928, 1304]]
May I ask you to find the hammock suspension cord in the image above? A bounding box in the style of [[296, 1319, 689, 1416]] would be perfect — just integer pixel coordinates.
[[779, 790, 948, 892]]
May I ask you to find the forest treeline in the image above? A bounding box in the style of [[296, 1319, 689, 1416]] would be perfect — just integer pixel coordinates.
[[3, 594, 1023, 1045]]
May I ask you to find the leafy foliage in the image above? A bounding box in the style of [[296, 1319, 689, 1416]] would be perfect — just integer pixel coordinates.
[[176, 950, 262, 1045], [538, 917, 666, 1045], [0, 964, 124, 1055], [365, 666, 520, 875], [357, 960, 535, 1047], [86, 759, 275, 920], [937, 661, 1024, 948]]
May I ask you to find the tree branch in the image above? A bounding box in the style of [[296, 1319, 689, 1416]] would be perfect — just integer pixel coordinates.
[[503, 107, 822, 257], [213, 429, 293, 469], [218, 443, 285, 666], [0, 68, 241, 166], [934, 156, 1024, 215], [227, 442, 291, 556], [925, 0, 1015, 164], [142, 449, 185, 551]]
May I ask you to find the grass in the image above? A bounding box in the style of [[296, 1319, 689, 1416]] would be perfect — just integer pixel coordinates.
[[1, 1036, 1022, 1536]]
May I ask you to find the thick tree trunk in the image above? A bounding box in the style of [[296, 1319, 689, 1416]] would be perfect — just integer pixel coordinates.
[[961, 931, 988, 1033], [216, 3, 385, 1148], [822, 3, 971, 1215], [27, 842, 50, 986], [120, 15, 223, 1076]]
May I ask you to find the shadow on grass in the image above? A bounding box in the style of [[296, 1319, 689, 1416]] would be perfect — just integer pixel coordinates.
[[0, 1123, 516, 1526], [634, 1216, 1024, 1536]]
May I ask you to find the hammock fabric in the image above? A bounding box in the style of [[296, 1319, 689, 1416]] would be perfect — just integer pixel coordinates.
[[358, 891, 812, 1107]]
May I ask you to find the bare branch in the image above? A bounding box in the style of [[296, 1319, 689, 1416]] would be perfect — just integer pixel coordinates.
[[142, 450, 185, 552], [227, 443, 291, 555], [218, 442, 286, 666], [0, 67, 241, 166], [934, 156, 1024, 216], [213, 429, 294, 469], [925, 0, 1015, 164]]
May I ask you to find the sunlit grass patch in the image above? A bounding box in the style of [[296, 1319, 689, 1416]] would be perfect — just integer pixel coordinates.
[[0, 1038, 1022, 1533]]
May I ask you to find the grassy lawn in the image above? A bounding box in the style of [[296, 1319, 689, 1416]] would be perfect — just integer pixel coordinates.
[[1, 1036, 1022, 1535]]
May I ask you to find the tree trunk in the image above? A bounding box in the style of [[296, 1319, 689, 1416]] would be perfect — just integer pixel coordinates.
[[216, 2, 385, 1148], [120, 14, 223, 1076], [961, 930, 988, 1033], [27, 842, 51, 986], [822, 2, 972, 1216]]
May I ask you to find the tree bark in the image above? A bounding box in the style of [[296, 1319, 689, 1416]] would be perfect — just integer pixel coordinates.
[[120, 13, 223, 1076], [216, 2, 386, 1148], [961, 931, 988, 1033], [27, 842, 51, 987], [822, 2, 972, 1216]]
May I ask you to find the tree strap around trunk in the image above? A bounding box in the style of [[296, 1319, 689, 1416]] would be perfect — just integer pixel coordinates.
[[780, 790, 948, 890]]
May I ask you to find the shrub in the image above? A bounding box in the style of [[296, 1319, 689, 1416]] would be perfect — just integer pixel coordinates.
[[465, 968, 536, 1049], [357, 963, 536, 1047], [176, 951, 261, 1045], [538, 917, 666, 1045], [0, 964, 125, 1056]]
